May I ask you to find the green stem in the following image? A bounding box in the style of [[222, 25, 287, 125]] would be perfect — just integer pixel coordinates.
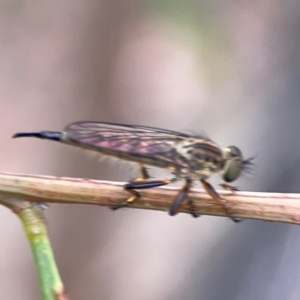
[[19, 206, 69, 300]]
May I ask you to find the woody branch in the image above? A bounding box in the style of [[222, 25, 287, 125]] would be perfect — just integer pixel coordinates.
[[0, 172, 299, 224]]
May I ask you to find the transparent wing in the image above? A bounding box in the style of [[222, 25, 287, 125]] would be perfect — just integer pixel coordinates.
[[64, 121, 195, 169]]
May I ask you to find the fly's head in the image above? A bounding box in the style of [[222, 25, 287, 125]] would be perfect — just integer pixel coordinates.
[[221, 146, 244, 182]]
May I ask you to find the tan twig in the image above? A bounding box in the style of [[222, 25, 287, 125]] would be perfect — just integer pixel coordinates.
[[0, 172, 299, 224]]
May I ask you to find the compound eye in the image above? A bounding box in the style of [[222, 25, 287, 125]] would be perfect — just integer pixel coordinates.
[[222, 160, 242, 182], [227, 146, 242, 158], [222, 145, 244, 182]]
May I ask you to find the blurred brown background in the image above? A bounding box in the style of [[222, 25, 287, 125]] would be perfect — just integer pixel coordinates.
[[1, 0, 300, 299]]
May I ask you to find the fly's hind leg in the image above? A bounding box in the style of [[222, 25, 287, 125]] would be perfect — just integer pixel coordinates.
[[130, 164, 151, 183], [201, 180, 241, 223], [112, 164, 175, 210], [139, 164, 151, 180], [111, 188, 140, 210]]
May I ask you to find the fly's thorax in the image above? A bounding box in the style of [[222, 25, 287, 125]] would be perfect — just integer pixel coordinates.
[[175, 138, 224, 179]]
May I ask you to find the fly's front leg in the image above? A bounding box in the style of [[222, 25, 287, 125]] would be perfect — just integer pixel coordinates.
[[219, 183, 239, 192], [169, 179, 198, 218], [201, 180, 241, 223]]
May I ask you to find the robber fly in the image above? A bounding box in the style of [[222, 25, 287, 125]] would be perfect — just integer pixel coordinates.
[[13, 121, 252, 222]]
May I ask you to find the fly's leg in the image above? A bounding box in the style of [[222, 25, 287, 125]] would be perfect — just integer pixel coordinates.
[[169, 179, 198, 217], [111, 179, 175, 210], [201, 180, 241, 223], [219, 183, 239, 192], [187, 199, 200, 218], [112, 164, 175, 210], [130, 164, 151, 183], [111, 188, 140, 210], [139, 164, 151, 180], [125, 178, 175, 189]]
